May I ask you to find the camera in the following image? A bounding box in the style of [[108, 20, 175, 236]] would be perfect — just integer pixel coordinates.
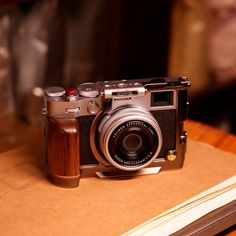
[[43, 77, 191, 188]]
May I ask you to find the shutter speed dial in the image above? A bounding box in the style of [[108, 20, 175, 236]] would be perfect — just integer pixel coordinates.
[[78, 83, 100, 98], [45, 87, 65, 97]]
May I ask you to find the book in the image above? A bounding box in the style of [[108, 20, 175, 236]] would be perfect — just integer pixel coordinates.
[[123, 176, 236, 236]]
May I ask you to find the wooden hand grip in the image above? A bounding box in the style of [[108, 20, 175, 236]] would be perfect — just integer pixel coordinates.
[[46, 117, 80, 187]]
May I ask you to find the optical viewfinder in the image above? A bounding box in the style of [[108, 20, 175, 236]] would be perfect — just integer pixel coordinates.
[[151, 91, 173, 107]]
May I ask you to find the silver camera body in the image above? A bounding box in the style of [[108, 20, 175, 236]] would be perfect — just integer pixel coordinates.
[[44, 77, 191, 187]]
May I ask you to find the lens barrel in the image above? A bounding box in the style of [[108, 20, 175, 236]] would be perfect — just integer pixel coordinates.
[[98, 107, 162, 171]]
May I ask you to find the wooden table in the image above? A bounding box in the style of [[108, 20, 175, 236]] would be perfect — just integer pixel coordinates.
[[186, 119, 236, 154], [186, 120, 236, 236]]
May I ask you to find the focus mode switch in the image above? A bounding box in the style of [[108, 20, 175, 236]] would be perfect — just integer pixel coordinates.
[[87, 100, 100, 114]]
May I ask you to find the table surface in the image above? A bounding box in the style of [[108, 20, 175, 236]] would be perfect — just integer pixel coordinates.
[[0, 119, 235, 235], [186, 120, 236, 154], [186, 120, 236, 236]]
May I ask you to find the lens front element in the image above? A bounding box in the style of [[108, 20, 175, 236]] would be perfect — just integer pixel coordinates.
[[98, 107, 162, 171], [109, 120, 159, 165], [122, 133, 142, 154]]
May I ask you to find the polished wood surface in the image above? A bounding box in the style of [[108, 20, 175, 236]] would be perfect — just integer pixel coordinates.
[[185, 121, 236, 236], [46, 118, 80, 188], [186, 119, 236, 154]]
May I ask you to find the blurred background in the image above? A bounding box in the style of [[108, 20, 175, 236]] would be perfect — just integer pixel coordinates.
[[1, 0, 236, 151]]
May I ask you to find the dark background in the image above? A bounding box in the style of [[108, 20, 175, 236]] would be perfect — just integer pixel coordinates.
[[1, 0, 236, 134]]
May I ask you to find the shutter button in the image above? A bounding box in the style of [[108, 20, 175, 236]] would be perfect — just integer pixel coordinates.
[[66, 88, 78, 96], [65, 88, 78, 101]]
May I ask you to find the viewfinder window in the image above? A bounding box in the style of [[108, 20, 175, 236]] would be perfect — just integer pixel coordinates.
[[151, 91, 173, 107]]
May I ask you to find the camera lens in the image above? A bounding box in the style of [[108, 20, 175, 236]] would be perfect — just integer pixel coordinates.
[[122, 133, 142, 154], [98, 107, 162, 171], [109, 120, 159, 164]]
